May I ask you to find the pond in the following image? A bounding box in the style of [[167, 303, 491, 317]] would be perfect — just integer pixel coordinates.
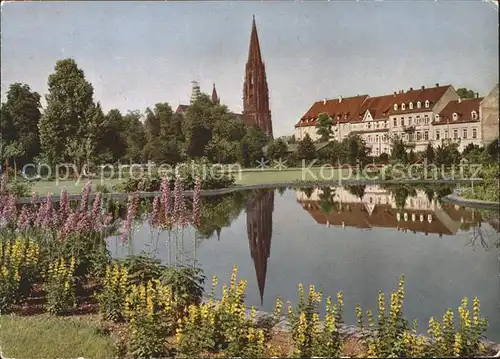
[[108, 184, 500, 341]]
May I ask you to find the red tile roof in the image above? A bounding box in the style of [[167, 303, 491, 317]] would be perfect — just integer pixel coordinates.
[[296, 85, 455, 128], [296, 95, 369, 128], [434, 98, 482, 125], [175, 104, 190, 114]]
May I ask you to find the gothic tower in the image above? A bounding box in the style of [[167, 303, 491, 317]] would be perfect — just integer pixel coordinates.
[[243, 16, 273, 138], [211, 83, 220, 105]]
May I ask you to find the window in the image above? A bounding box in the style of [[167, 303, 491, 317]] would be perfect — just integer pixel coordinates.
[[376, 135, 379, 142], [444, 130, 448, 139], [384, 121, 388, 128], [472, 128, 477, 139], [394, 104, 398, 111], [425, 100, 430, 108], [424, 131, 429, 140], [471, 111, 477, 120], [417, 132, 422, 141], [393, 118, 397, 127], [367, 135, 372, 143], [409, 117, 412, 125], [417, 117, 421, 125], [401, 103, 406, 110], [424, 115, 429, 124], [436, 130, 440, 140], [453, 129, 458, 139], [463, 129, 468, 139], [401, 117, 405, 126], [409, 133, 414, 141], [417, 101, 421, 108], [409, 102, 413, 109], [452, 113, 458, 121], [376, 147, 380, 156]]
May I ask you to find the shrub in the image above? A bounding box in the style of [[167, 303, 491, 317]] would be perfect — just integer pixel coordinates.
[[44, 256, 76, 315], [96, 263, 129, 322]]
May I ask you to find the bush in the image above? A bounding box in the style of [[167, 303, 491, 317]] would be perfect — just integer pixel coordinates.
[[96, 263, 129, 322], [44, 256, 77, 315]]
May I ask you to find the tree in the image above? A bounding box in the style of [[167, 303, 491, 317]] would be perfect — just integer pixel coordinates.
[[183, 94, 215, 158], [122, 111, 147, 163], [39, 58, 96, 166], [241, 127, 268, 167], [456, 88, 476, 99], [343, 133, 369, 165], [435, 140, 460, 166], [0, 83, 42, 168], [425, 143, 435, 164], [315, 113, 333, 142], [267, 138, 288, 161], [97, 109, 128, 163], [408, 149, 416, 164], [297, 133, 316, 161], [390, 136, 408, 164]]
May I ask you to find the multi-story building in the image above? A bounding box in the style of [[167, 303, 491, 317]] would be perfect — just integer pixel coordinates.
[[480, 83, 499, 146], [294, 83, 498, 155]]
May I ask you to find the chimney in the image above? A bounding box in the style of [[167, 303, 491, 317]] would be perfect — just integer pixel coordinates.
[[421, 85, 425, 90], [393, 91, 397, 96], [323, 98, 327, 105], [435, 83, 439, 87], [409, 87, 413, 91], [339, 95, 342, 103]]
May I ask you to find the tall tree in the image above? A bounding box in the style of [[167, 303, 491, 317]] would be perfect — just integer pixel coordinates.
[[315, 113, 333, 142], [266, 138, 288, 161], [456, 88, 476, 99], [122, 110, 147, 163], [343, 133, 369, 165], [390, 136, 408, 164], [241, 127, 268, 167], [182, 94, 215, 158], [297, 133, 316, 161], [39, 58, 96, 166], [0, 83, 42, 170], [97, 109, 128, 163]]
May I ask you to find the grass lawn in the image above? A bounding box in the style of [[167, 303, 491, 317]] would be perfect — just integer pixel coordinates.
[[0, 314, 116, 358], [28, 168, 351, 195]]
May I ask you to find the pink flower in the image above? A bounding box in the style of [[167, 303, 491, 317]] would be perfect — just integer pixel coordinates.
[[161, 177, 171, 223], [150, 195, 161, 228], [91, 192, 103, 231], [41, 194, 55, 230], [192, 176, 202, 227], [122, 191, 140, 243], [60, 211, 78, 241], [173, 177, 185, 225], [1, 194, 17, 225], [79, 181, 92, 212], [59, 190, 70, 223], [17, 205, 30, 231]]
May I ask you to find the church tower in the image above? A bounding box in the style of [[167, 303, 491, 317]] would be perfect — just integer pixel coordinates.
[[243, 16, 273, 138], [211, 83, 220, 105]]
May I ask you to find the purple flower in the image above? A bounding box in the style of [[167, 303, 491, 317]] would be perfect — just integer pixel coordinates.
[[150, 195, 161, 228], [60, 211, 78, 241], [41, 194, 55, 230], [59, 190, 70, 223], [122, 191, 140, 243], [17, 205, 30, 231], [192, 176, 202, 227], [79, 181, 92, 212], [161, 177, 170, 223], [76, 212, 92, 233], [91, 192, 103, 231], [173, 177, 185, 225], [1, 194, 17, 225]]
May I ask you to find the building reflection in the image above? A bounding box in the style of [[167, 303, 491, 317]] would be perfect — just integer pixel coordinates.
[[296, 185, 485, 236], [246, 190, 274, 305]]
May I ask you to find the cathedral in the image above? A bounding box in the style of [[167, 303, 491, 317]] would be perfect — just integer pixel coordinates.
[[175, 16, 273, 138]]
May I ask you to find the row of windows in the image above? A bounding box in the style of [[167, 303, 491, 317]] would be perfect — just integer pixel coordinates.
[[393, 115, 430, 127], [366, 134, 389, 143], [435, 128, 477, 140], [435, 111, 478, 122], [394, 100, 430, 111]]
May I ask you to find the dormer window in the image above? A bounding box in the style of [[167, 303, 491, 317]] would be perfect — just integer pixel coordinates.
[[336, 115, 340, 121], [435, 114, 440, 121], [452, 113, 458, 121], [409, 102, 413, 109], [417, 101, 421, 108], [471, 110, 477, 120], [401, 103, 406, 110], [425, 100, 430, 108], [394, 104, 398, 111], [344, 114, 348, 120]]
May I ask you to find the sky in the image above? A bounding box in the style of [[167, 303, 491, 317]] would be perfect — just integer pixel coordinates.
[[1, 1, 498, 138]]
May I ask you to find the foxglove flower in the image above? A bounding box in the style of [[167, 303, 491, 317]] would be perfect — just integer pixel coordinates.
[[1, 194, 17, 225], [122, 191, 140, 243], [17, 205, 30, 231], [150, 195, 161, 228], [192, 176, 202, 227], [41, 194, 55, 230], [161, 177, 171, 223], [79, 181, 92, 212], [91, 192, 103, 231], [59, 190, 71, 223], [60, 211, 78, 241]]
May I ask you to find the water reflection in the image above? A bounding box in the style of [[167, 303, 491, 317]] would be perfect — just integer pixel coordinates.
[[296, 185, 486, 237], [246, 191, 274, 305]]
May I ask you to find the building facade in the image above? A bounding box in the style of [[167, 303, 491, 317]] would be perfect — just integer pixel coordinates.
[[242, 16, 273, 138], [295, 83, 498, 155], [480, 83, 499, 146]]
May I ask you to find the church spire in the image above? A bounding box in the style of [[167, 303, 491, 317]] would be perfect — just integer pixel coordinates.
[[211, 83, 220, 105], [242, 16, 273, 138]]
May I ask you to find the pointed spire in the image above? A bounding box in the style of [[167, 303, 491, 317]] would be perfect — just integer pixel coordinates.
[[212, 83, 220, 105], [248, 15, 263, 64]]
